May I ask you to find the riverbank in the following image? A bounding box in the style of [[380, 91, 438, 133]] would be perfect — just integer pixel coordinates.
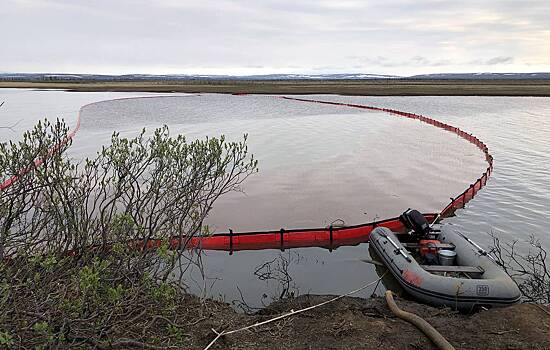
[[188, 294, 550, 349], [2, 79, 550, 96], [3, 255, 549, 349]]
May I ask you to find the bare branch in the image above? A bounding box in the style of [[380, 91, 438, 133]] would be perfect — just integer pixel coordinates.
[[489, 231, 550, 304]]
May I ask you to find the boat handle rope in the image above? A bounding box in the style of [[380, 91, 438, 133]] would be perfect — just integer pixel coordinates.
[[455, 231, 497, 263], [379, 230, 412, 262]]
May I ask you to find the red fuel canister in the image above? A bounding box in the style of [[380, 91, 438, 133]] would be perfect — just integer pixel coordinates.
[[419, 239, 440, 257]]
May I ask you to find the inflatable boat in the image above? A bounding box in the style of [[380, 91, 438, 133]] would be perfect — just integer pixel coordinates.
[[369, 209, 521, 311]]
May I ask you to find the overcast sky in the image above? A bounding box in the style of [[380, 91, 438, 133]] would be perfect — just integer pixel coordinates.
[[1, 0, 549, 76]]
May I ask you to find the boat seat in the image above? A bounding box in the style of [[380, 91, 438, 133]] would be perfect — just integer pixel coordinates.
[[402, 242, 455, 250], [421, 265, 485, 276]]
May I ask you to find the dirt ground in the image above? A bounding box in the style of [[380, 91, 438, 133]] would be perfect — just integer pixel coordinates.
[[184, 294, 550, 350]]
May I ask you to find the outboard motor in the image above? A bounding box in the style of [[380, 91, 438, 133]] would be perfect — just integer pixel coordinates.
[[399, 208, 431, 237]]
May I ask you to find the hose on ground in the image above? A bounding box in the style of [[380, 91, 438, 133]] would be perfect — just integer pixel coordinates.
[[385, 291, 455, 350]]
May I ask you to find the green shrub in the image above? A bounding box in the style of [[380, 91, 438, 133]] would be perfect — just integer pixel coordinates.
[[0, 118, 257, 348]]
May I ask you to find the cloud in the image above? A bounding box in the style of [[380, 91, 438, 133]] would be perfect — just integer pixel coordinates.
[[485, 56, 515, 65], [354, 56, 454, 68], [351, 54, 515, 71], [470, 56, 515, 65], [0, 0, 548, 75]]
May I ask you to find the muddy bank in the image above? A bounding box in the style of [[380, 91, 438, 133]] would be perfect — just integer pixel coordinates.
[[186, 294, 550, 349]]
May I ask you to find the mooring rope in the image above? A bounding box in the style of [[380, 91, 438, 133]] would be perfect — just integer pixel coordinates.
[[203, 272, 387, 350]]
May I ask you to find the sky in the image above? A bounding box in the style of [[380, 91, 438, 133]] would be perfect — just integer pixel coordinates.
[[1, 0, 550, 76]]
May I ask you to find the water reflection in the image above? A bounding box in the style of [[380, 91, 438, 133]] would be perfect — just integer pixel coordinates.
[[232, 251, 302, 313]]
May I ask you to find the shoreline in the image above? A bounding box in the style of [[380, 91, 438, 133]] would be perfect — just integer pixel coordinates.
[[185, 293, 550, 349], [2, 79, 550, 96]]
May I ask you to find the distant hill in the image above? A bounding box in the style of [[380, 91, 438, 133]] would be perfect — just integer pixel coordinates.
[[234, 73, 401, 80], [409, 72, 550, 80], [1, 72, 549, 82], [0, 73, 401, 81]]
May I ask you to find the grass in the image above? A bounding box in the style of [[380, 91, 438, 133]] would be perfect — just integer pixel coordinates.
[[2, 79, 550, 96]]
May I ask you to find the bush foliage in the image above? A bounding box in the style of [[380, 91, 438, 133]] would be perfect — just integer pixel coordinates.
[[0, 119, 257, 348]]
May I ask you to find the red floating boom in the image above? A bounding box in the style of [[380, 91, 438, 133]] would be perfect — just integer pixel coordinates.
[[1, 95, 494, 254], [140, 213, 438, 253]]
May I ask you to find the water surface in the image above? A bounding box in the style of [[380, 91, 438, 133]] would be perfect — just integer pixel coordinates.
[[2, 89, 549, 309]]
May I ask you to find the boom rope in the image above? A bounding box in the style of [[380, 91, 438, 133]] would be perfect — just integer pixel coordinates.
[[0, 95, 494, 253]]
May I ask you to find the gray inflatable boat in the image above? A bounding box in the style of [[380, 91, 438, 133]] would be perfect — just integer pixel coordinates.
[[369, 211, 521, 311]]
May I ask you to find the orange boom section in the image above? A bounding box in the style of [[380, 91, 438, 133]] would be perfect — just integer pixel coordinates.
[[134, 214, 438, 253]]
